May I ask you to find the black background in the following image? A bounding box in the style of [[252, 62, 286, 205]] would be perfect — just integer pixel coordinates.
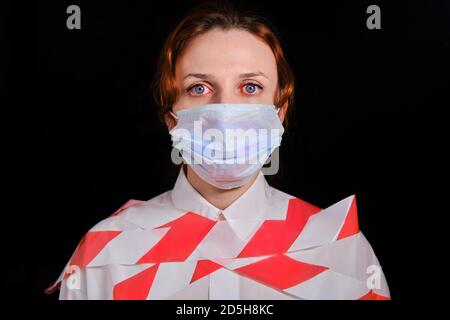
[[3, 0, 449, 303]]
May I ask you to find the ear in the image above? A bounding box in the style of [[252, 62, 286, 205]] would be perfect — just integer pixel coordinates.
[[164, 112, 177, 131], [277, 102, 289, 124]]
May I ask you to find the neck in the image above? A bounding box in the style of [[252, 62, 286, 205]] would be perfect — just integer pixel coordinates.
[[184, 165, 259, 210]]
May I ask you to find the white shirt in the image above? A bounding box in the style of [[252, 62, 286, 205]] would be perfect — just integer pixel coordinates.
[[47, 166, 390, 300]]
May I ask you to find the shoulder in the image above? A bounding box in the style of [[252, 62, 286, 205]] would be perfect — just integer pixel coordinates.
[[264, 184, 322, 220], [62, 191, 184, 268], [280, 193, 391, 299], [263, 185, 363, 247], [262, 185, 366, 248], [265, 183, 362, 248], [88, 190, 182, 231], [48, 192, 187, 297]]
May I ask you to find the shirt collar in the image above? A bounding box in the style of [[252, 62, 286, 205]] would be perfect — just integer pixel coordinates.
[[170, 165, 272, 239]]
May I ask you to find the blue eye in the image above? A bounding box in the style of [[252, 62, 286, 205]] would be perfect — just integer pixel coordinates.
[[243, 83, 262, 95], [193, 84, 205, 94], [245, 84, 256, 93], [188, 83, 211, 96]]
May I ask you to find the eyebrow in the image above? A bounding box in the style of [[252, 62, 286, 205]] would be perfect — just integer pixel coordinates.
[[183, 71, 269, 80]]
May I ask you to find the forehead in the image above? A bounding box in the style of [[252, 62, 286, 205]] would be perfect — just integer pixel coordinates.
[[175, 28, 277, 79]]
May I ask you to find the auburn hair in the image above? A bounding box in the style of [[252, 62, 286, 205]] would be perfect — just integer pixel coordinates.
[[150, 0, 295, 127]]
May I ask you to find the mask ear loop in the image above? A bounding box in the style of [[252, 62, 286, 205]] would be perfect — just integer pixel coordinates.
[[169, 111, 179, 120]]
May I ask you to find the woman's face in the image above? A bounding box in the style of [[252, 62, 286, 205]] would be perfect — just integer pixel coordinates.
[[167, 28, 283, 129]]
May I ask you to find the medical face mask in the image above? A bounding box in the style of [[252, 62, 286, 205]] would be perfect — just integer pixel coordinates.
[[169, 103, 285, 189]]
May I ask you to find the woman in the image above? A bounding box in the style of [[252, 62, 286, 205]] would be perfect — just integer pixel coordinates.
[[46, 1, 390, 300]]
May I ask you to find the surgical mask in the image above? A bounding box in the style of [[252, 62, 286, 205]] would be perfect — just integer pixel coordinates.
[[168, 103, 284, 189]]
